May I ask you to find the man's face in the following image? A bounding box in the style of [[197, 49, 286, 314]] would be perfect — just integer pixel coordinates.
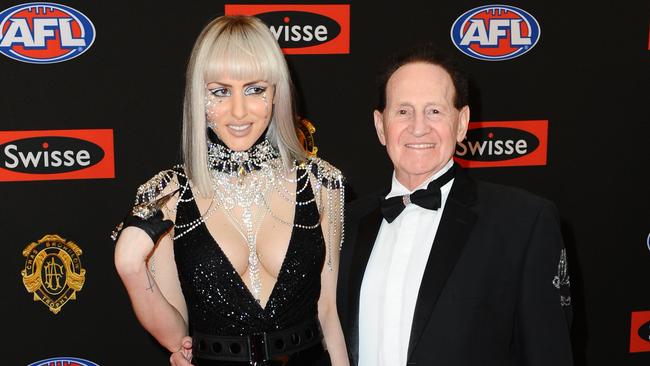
[[374, 62, 469, 189]]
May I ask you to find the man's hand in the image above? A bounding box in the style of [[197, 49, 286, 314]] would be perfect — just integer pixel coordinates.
[[169, 336, 193, 366]]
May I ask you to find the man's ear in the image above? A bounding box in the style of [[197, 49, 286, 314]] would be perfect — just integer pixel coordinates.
[[373, 110, 387, 146], [456, 105, 470, 142]]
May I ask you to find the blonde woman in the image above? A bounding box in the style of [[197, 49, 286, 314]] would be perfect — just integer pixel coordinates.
[[114, 15, 348, 366]]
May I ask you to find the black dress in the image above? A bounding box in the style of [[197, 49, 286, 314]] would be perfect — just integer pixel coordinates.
[[173, 167, 328, 365]]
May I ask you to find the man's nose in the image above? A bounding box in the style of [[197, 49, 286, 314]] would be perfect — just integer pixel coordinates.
[[410, 113, 431, 136]]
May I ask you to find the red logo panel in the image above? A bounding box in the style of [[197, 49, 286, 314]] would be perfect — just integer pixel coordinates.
[[630, 311, 650, 353], [454, 120, 548, 168], [225, 4, 350, 54], [0, 129, 114, 181]]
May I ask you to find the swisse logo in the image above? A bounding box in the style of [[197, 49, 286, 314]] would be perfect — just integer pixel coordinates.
[[2, 137, 104, 173], [0, 129, 114, 181], [630, 311, 650, 352], [260, 11, 338, 47], [639, 321, 650, 342], [225, 4, 349, 54], [451, 5, 540, 61], [457, 128, 538, 161], [28, 357, 99, 366], [454, 120, 547, 168], [0, 2, 95, 64]]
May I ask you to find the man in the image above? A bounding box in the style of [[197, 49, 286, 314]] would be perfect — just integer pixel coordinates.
[[337, 44, 573, 366]]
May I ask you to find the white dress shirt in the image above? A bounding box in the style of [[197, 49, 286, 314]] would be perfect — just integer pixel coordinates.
[[358, 159, 455, 366]]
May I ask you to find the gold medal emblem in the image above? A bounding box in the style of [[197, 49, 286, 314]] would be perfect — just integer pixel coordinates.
[[21, 234, 86, 314], [297, 117, 318, 157]]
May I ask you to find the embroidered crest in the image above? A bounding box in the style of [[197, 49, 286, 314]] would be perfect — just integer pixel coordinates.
[[552, 248, 571, 306], [21, 234, 86, 314]]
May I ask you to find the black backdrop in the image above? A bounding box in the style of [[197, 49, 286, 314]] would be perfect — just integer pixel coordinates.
[[2, 1, 649, 365]]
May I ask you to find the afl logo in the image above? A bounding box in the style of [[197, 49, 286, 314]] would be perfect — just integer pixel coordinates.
[[0, 2, 95, 64], [451, 5, 540, 61], [28, 357, 99, 366]]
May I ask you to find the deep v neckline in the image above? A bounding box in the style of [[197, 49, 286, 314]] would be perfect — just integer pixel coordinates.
[[187, 175, 300, 313]]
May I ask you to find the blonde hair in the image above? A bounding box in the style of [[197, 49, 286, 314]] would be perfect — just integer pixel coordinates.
[[182, 15, 306, 196]]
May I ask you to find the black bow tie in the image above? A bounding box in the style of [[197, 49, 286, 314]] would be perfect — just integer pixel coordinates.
[[380, 165, 456, 223]]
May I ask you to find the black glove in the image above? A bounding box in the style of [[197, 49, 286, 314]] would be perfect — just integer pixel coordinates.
[[112, 210, 173, 244], [124, 210, 174, 244]]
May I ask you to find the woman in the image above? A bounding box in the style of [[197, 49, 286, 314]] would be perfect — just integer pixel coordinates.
[[113, 15, 348, 366]]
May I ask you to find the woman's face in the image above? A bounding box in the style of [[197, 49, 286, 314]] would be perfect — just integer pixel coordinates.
[[205, 76, 274, 151]]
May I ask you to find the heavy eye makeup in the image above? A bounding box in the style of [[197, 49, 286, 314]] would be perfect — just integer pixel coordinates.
[[207, 83, 268, 97], [208, 87, 230, 97], [244, 85, 267, 96]]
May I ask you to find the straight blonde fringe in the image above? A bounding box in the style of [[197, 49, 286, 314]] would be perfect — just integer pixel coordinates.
[[182, 16, 306, 197]]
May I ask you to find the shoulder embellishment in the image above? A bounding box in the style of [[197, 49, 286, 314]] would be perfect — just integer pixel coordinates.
[[111, 166, 187, 242], [308, 157, 344, 190], [134, 169, 177, 209], [304, 157, 345, 271]]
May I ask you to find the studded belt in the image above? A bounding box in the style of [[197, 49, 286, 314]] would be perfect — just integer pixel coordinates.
[[193, 318, 322, 363]]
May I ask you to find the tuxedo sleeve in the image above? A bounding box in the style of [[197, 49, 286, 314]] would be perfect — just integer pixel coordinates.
[[515, 202, 573, 366]]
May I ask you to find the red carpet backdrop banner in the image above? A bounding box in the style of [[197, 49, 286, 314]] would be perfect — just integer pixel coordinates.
[[1, 1, 648, 365]]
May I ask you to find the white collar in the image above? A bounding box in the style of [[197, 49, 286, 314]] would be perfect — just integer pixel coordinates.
[[387, 159, 455, 199]]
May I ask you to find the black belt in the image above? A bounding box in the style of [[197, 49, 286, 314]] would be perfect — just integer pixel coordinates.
[[193, 318, 322, 363]]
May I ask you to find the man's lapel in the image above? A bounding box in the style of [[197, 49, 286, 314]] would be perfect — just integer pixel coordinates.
[[347, 201, 383, 364], [407, 168, 478, 359]]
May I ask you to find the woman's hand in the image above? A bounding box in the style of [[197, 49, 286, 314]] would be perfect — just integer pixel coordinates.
[[169, 337, 193, 366]]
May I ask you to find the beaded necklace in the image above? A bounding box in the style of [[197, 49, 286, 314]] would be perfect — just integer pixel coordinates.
[[121, 129, 346, 303], [203, 130, 323, 303]]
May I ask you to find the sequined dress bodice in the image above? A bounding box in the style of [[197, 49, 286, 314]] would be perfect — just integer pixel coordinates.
[[173, 167, 325, 336]]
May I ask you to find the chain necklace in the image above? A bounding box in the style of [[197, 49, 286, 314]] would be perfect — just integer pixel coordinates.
[[122, 129, 346, 302], [219, 193, 268, 301], [207, 131, 322, 303]]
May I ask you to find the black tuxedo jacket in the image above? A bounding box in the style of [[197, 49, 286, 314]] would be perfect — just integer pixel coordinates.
[[337, 168, 573, 366]]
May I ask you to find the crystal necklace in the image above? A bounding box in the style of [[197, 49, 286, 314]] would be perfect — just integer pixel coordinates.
[[208, 128, 291, 303], [119, 127, 345, 296], [170, 128, 341, 302], [207, 128, 279, 177]]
